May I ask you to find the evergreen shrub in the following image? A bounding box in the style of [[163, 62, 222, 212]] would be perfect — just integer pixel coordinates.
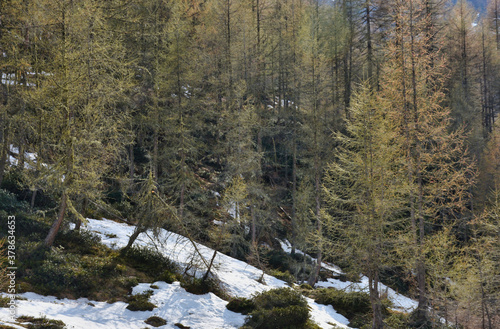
[[144, 316, 167, 327], [268, 269, 296, 284], [126, 290, 156, 311], [314, 288, 371, 320], [181, 277, 223, 297], [56, 230, 102, 255], [245, 288, 310, 329], [0, 188, 29, 213], [17, 316, 66, 329], [121, 246, 174, 278], [226, 297, 255, 314]]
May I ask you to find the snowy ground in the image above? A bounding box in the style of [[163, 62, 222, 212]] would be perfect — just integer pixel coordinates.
[[0, 218, 350, 329], [279, 240, 418, 313], [0, 218, 417, 328]]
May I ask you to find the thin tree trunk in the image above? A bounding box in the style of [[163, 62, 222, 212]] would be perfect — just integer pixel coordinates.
[[122, 226, 143, 252], [129, 144, 134, 180], [251, 205, 256, 246], [30, 189, 37, 211], [45, 193, 68, 247]]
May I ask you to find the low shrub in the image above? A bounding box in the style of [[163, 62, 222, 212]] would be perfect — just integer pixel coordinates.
[[56, 230, 102, 255], [268, 269, 295, 285], [157, 269, 181, 284], [0, 296, 11, 307], [144, 316, 167, 327], [25, 245, 121, 297], [17, 316, 66, 329], [120, 246, 175, 279], [245, 288, 310, 329], [119, 276, 139, 292], [300, 283, 313, 290], [0, 189, 29, 213], [0, 213, 49, 241], [126, 290, 156, 311], [314, 288, 371, 320], [226, 297, 255, 315], [180, 277, 228, 300], [384, 311, 411, 329], [263, 249, 314, 283]]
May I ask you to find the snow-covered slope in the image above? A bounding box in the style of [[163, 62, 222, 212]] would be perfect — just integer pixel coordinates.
[[0, 218, 350, 329]]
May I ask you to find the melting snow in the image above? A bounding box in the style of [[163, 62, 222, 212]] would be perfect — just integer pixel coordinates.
[[0, 218, 350, 328]]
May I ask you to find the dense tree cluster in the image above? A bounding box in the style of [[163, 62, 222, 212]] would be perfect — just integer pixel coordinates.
[[1, 0, 499, 328]]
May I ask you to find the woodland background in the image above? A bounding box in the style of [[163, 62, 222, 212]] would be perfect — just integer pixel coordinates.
[[0, 0, 500, 328]]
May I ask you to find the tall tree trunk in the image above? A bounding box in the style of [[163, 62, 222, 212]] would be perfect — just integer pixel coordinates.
[[369, 272, 384, 329], [410, 0, 428, 323], [495, 0, 499, 50], [366, 0, 373, 82], [129, 144, 134, 180], [0, 123, 9, 187]]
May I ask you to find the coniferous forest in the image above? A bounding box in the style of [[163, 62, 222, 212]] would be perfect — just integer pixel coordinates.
[[1, 0, 500, 328]]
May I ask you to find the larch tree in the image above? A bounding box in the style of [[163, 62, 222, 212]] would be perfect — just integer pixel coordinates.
[[0, 0, 35, 187], [324, 82, 405, 329], [27, 0, 133, 247], [487, 0, 500, 49], [383, 0, 476, 325], [445, 0, 483, 139]]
